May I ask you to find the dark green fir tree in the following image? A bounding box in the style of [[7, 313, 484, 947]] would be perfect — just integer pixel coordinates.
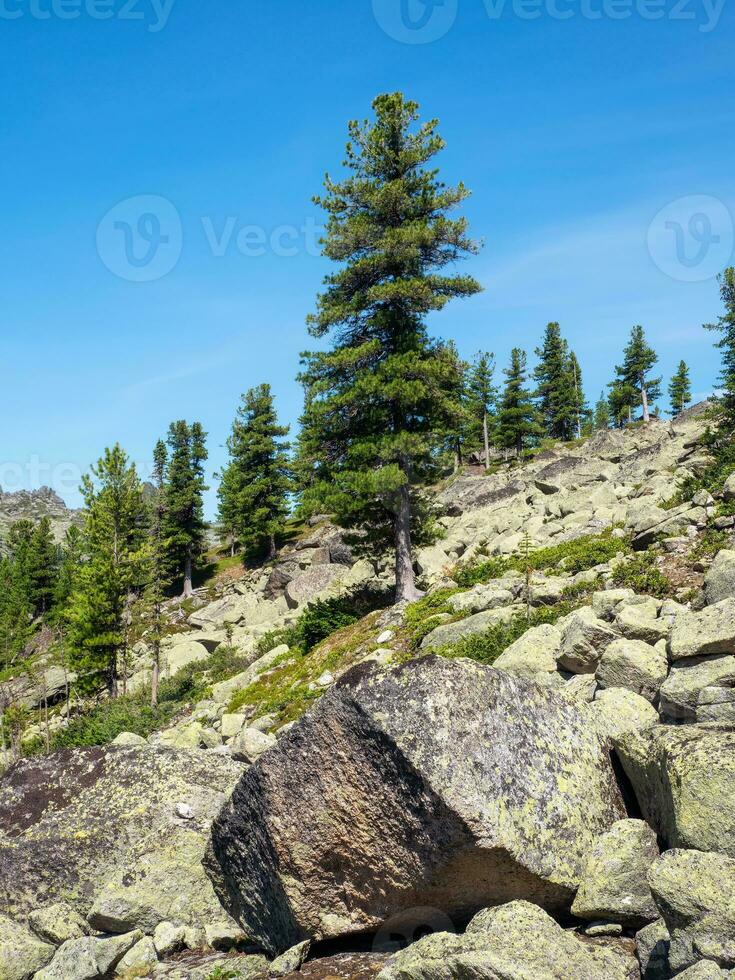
[[164, 421, 208, 596], [668, 360, 692, 417], [218, 384, 290, 559], [298, 92, 481, 602], [704, 267, 735, 426], [496, 348, 543, 458]]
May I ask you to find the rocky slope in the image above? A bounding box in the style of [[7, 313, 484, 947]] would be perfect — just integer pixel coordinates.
[[3, 403, 735, 979], [0, 487, 81, 544]]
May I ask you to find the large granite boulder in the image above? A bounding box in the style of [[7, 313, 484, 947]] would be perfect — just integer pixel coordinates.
[[614, 724, 735, 858], [669, 599, 735, 661], [206, 658, 626, 955], [33, 930, 142, 980], [648, 849, 735, 972], [0, 915, 54, 980], [571, 819, 660, 926], [493, 623, 564, 687], [0, 745, 243, 935], [659, 656, 735, 721], [376, 900, 637, 980], [596, 638, 669, 703], [704, 550, 735, 605], [556, 607, 620, 674]]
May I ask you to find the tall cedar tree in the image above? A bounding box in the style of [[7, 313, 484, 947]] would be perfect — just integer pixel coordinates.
[[164, 421, 208, 597], [142, 440, 170, 707], [593, 392, 611, 430], [496, 348, 543, 458], [65, 445, 145, 696], [668, 361, 692, 417], [465, 351, 497, 469], [218, 384, 290, 559], [607, 379, 637, 428], [704, 267, 735, 425], [299, 93, 481, 603], [613, 325, 661, 423], [568, 351, 588, 438], [533, 323, 580, 441], [444, 340, 470, 472]]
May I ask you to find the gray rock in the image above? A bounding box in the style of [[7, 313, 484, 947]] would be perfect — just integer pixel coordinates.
[[114, 935, 158, 974], [592, 589, 635, 622], [375, 900, 636, 979], [723, 472, 735, 501], [705, 550, 735, 605], [669, 599, 735, 661], [571, 819, 660, 926], [447, 584, 514, 615], [34, 931, 142, 980], [152, 920, 186, 956], [0, 746, 243, 934], [677, 963, 731, 979], [493, 623, 564, 686], [110, 731, 147, 747], [648, 849, 735, 971], [557, 607, 620, 674], [563, 673, 599, 703], [284, 564, 345, 608], [585, 921, 623, 936], [420, 606, 519, 650], [595, 638, 669, 703], [27, 903, 92, 945], [229, 727, 277, 764], [659, 655, 735, 721], [635, 918, 670, 980], [207, 658, 625, 955], [0, 914, 54, 980], [587, 687, 659, 741], [269, 939, 311, 976], [614, 603, 670, 645], [614, 724, 735, 858], [204, 921, 248, 951], [697, 686, 735, 723]]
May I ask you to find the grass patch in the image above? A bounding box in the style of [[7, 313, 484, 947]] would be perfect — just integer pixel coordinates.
[[228, 611, 384, 726], [610, 552, 675, 599], [428, 597, 588, 666], [689, 528, 731, 562], [402, 588, 465, 647], [455, 530, 629, 588]]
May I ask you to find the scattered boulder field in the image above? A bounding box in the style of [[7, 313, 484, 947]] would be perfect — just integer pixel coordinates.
[[3, 404, 735, 979]]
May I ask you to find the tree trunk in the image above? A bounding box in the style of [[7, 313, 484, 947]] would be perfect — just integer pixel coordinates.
[[183, 550, 193, 598], [483, 412, 491, 471], [394, 483, 423, 604], [641, 379, 650, 423], [230, 534, 236, 558], [268, 533, 277, 559], [150, 653, 159, 709]]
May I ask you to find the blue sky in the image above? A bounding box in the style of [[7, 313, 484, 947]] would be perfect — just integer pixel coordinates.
[[1, 0, 734, 514]]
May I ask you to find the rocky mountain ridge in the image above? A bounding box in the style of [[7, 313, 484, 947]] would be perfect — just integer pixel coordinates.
[[2, 403, 735, 979], [0, 486, 81, 544]]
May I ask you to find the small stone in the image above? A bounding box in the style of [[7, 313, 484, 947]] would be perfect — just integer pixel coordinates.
[[114, 935, 158, 974], [176, 802, 194, 820], [269, 939, 311, 976], [585, 921, 623, 936], [220, 713, 248, 739], [153, 921, 186, 956], [376, 630, 394, 645], [204, 921, 247, 951], [28, 903, 92, 945], [111, 731, 147, 747], [229, 727, 277, 764]]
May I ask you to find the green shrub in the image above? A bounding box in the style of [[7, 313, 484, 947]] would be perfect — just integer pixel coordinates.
[[689, 528, 731, 562], [51, 697, 179, 749], [610, 553, 674, 598], [431, 597, 587, 666], [455, 531, 629, 587], [291, 589, 387, 653], [403, 588, 464, 646]]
